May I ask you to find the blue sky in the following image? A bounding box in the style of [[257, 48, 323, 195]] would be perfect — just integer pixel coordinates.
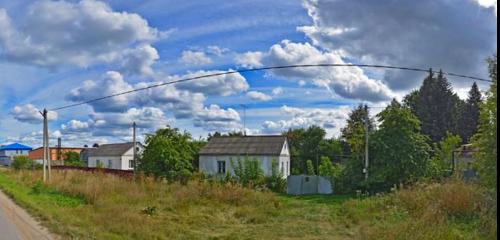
[[0, 0, 497, 147]]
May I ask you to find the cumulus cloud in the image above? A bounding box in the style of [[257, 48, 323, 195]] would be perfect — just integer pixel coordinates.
[[66, 71, 134, 112], [235, 51, 264, 68], [240, 40, 394, 102], [298, 0, 497, 89], [10, 104, 58, 124], [247, 91, 273, 101], [262, 105, 350, 137], [180, 50, 212, 65], [174, 70, 249, 96], [272, 87, 284, 96], [0, 0, 166, 71], [194, 105, 242, 132]]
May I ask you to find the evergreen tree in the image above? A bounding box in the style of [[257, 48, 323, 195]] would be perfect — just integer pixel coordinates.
[[409, 69, 463, 143], [458, 82, 482, 143]]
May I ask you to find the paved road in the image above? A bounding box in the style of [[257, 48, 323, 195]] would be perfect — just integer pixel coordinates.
[[0, 190, 55, 240]]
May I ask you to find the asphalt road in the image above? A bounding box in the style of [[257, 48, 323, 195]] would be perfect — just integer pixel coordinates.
[[0, 190, 54, 240]]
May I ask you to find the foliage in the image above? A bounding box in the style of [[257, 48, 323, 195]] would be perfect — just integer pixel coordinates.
[[231, 157, 265, 187], [306, 160, 315, 175], [471, 55, 497, 191], [207, 131, 244, 141], [11, 156, 37, 170], [63, 152, 83, 167], [407, 70, 464, 143], [370, 99, 431, 192], [284, 126, 328, 174], [95, 160, 104, 168], [340, 104, 373, 191], [139, 126, 199, 183], [318, 156, 346, 193], [457, 82, 482, 143], [427, 133, 462, 179], [265, 159, 286, 193]]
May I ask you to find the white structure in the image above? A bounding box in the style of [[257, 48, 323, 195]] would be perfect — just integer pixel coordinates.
[[86, 142, 143, 170], [199, 135, 290, 177], [0, 143, 32, 166]]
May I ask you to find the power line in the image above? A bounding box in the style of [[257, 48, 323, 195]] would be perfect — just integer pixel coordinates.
[[49, 64, 493, 111]]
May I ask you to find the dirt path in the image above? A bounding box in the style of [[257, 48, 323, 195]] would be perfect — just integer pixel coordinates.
[[0, 190, 56, 240]]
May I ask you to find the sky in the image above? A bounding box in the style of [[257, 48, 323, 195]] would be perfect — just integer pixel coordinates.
[[0, 0, 497, 147]]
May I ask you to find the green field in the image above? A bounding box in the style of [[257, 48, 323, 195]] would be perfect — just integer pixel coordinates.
[[0, 169, 496, 240]]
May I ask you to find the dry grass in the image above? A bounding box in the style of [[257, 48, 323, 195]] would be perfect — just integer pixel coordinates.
[[0, 169, 496, 240]]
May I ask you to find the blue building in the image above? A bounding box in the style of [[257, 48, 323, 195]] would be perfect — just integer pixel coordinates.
[[0, 143, 33, 166]]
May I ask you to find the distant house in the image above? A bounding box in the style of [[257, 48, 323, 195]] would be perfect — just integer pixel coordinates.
[[85, 142, 143, 170], [454, 144, 478, 170], [198, 135, 290, 177], [0, 143, 32, 166], [29, 147, 84, 165]]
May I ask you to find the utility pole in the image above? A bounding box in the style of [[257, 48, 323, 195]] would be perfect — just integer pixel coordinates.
[[364, 105, 369, 181], [40, 109, 51, 182], [240, 104, 247, 136], [132, 121, 137, 174]]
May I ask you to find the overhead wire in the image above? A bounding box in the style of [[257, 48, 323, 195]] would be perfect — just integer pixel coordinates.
[[49, 64, 493, 111]]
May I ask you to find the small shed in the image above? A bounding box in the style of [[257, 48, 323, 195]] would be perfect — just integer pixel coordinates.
[[287, 175, 333, 195]]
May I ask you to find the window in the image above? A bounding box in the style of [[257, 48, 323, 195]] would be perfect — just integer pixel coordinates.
[[280, 162, 284, 174], [107, 160, 112, 169], [96, 159, 101, 168], [217, 161, 226, 174], [286, 161, 289, 175], [129, 160, 135, 169]]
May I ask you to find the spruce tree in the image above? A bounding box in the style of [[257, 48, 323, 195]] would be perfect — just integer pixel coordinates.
[[410, 69, 463, 143], [458, 82, 482, 143]]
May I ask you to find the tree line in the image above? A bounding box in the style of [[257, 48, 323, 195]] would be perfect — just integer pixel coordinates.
[[136, 56, 496, 193]]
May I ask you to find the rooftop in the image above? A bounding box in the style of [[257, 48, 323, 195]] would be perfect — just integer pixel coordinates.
[[0, 143, 33, 151], [199, 135, 287, 156], [83, 142, 140, 157]]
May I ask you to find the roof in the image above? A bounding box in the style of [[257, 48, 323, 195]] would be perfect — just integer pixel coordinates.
[[85, 142, 139, 157], [0, 143, 32, 151], [31, 147, 84, 151], [199, 135, 287, 156]]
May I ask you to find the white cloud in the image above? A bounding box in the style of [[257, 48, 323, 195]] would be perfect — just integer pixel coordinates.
[[272, 87, 284, 96], [235, 51, 264, 68], [240, 40, 394, 102], [474, 0, 497, 16], [194, 105, 241, 132], [262, 105, 350, 137], [180, 50, 212, 65], [118, 44, 159, 76], [247, 91, 273, 101], [10, 104, 58, 124], [174, 70, 249, 96], [0, 0, 166, 70]]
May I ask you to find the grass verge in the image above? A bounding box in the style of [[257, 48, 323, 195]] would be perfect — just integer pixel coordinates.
[[0, 168, 496, 239]]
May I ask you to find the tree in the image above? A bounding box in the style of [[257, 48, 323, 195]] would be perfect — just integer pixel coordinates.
[[318, 156, 345, 193], [284, 126, 326, 174], [370, 99, 431, 192], [340, 104, 374, 191], [138, 126, 199, 183], [64, 152, 83, 166], [458, 82, 482, 143], [408, 70, 463, 143], [207, 131, 244, 141], [427, 133, 462, 179], [471, 55, 497, 191], [306, 160, 315, 175]]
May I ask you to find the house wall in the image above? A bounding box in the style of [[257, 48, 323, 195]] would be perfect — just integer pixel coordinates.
[[88, 156, 123, 170], [0, 149, 30, 166], [29, 148, 83, 162], [199, 154, 290, 178]]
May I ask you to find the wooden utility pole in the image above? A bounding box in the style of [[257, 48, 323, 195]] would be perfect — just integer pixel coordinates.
[[364, 105, 369, 181], [41, 109, 47, 182], [132, 122, 137, 174]]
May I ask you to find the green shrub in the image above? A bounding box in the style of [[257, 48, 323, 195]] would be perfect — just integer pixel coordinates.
[[306, 160, 315, 175], [231, 156, 265, 187], [265, 159, 286, 193], [11, 156, 36, 170]]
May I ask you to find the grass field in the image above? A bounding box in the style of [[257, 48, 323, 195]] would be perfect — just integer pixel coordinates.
[[0, 168, 496, 240]]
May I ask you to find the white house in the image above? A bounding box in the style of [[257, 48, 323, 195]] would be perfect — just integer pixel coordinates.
[[86, 142, 143, 170], [0, 143, 32, 166], [199, 135, 290, 177]]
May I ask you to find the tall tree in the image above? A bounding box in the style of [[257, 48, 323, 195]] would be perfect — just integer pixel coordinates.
[[340, 104, 374, 191], [284, 126, 326, 174], [471, 55, 497, 191], [139, 126, 199, 183], [458, 82, 482, 143], [370, 99, 431, 191], [408, 70, 463, 143]]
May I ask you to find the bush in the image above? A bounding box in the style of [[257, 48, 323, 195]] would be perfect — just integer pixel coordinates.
[[11, 156, 37, 170], [231, 157, 265, 187], [265, 159, 286, 193]]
